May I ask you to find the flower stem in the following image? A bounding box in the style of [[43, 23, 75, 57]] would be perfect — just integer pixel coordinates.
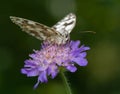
[[60, 72, 72, 94]]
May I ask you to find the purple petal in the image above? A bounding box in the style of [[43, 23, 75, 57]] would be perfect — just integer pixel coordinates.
[[79, 52, 87, 57], [50, 70, 58, 78], [27, 70, 39, 77], [73, 58, 88, 66], [29, 53, 36, 58], [70, 40, 80, 49], [21, 68, 27, 74], [38, 71, 47, 83], [66, 65, 77, 72], [79, 45, 90, 52], [47, 64, 58, 78], [21, 68, 39, 77], [84, 47, 90, 50], [37, 61, 49, 71], [34, 79, 40, 89]]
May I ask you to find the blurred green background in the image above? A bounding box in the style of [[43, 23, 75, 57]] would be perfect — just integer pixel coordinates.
[[0, 0, 120, 94]]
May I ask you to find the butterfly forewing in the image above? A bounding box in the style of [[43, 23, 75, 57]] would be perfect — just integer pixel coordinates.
[[10, 16, 58, 40], [52, 13, 76, 35]]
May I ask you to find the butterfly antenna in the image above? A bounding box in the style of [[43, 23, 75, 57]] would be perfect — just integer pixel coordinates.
[[80, 31, 96, 34]]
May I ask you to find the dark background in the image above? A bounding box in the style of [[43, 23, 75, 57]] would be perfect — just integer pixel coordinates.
[[0, 0, 120, 94]]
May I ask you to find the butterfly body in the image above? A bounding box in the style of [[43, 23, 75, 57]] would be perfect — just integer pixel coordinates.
[[10, 13, 76, 44]]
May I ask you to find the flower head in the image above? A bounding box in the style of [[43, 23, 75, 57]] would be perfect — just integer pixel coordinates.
[[21, 40, 90, 88]]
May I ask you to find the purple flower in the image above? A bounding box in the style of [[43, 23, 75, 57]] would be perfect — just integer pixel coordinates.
[[21, 40, 90, 88]]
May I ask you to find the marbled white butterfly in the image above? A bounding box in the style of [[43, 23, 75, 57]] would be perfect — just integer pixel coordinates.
[[10, 13, 76, 44]]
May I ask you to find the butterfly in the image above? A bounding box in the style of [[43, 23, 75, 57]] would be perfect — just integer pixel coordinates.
[[10, 13, 76, 44]]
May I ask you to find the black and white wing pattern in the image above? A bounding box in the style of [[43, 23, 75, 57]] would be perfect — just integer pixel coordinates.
[[10, 13, 76, 44], [10, 16, 58, 41], [52, 13, 76, 35]]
